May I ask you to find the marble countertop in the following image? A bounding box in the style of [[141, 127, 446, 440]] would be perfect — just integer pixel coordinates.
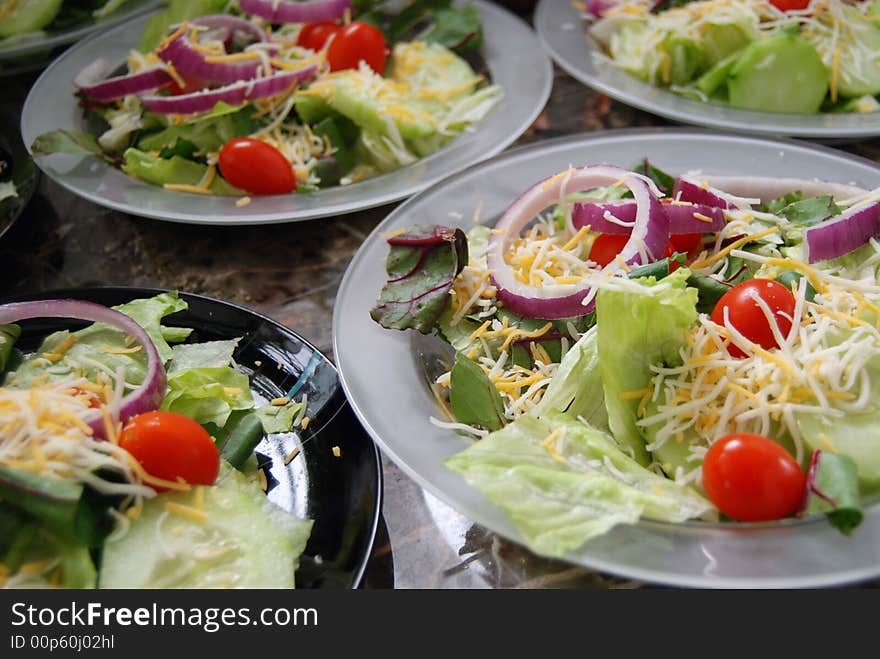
[[3, 4, 880, 588]]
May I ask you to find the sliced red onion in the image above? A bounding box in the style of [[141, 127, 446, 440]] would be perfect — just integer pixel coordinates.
[[673, 174, 759, 210], [572, 200, 726, 234], [239, 0, 351, 23], [140, 64, 316, 114], [698, 175, 868, 204], [0, 300, 166, 440], [75, 58, 172, 101], [804, 202, 880, 263], [193, 14, 268, 45], [486, 165, 667, 319], [583, 0, 659, 17], [158, 33, 264, 84]]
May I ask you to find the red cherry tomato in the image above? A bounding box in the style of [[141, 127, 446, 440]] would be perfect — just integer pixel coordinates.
[[218, 138, 296, 195], [589, 233, 630, 267], [710, 278, 796, 358], [326, 21, 388, 74], [768, 0, 811, 11], [702, 433, 806, 522], [120, 411, 220, 492], [296, 21, 340, 51]]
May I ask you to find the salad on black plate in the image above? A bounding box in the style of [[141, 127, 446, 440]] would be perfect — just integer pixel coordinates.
[[0, 292, 313, 588]]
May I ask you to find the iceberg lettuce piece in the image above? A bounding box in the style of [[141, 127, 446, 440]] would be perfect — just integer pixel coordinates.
[[597, 268, 698, 465], [167, 339, 239, 373], [99, 463, 312, 588], [161, 367, 254, 427], [532, 327, 608, 432], [445, 412, 713, 557]]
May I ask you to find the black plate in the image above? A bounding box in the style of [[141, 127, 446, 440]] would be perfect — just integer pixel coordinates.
[[1, 286, 382, 589], [0, 105, 39, 241]]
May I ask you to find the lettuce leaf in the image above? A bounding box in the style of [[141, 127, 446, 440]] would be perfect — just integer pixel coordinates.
[[161, 367, 254, 427], [168, 339, 239, 373], [445, 412, 713, 557], [597, 268, 698, 465]]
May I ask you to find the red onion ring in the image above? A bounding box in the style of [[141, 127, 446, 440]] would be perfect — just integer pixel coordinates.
[[572, 200, 727, 234], [158, 32, 263, 84], [239, 0, 351, 23], [75, 59, 172, 101], [805, 201, 880, 263], [486, 165, 667, 319], [673, 174, 758, 210], [697, 175, 868, 204], [139, 64, 317, 114], [0, 300, 167, 440]]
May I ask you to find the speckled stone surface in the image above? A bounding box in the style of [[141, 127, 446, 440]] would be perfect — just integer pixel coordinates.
[[3, 3, 880, 588]]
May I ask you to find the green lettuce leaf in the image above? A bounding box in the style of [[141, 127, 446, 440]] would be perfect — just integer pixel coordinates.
[[449, 352, 505, 431], [168, 339, 239, 373], [597, 268, 698, 465], [31, 129, 120, 165], [532, 327, 609, 431], [0, 323, 20, 373], [803, 450, 863, 535], [161, 367, 254, 427], [445, 412, 713, 557], [254, 401, 306, 434]]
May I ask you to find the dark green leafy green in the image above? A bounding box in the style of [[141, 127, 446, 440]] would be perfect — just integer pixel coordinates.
[[159, 138, 198, 160], [449, 352, 505, 431], [774, 195, 842, 227], [776, 270, 817, 302], [371, 225, 468, 333], [31, 129, 120, 165], [359, 0, 484, 54], [312, 117, 355, 187], [802, 450, 863, 535], [0, 465, 113, 547]]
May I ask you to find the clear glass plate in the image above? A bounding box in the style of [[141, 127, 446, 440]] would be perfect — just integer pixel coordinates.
[[534, 0, 880, 140], [19, 1, 552, 225], [0, 0, 163, 62], [333, 129, 880, 588]]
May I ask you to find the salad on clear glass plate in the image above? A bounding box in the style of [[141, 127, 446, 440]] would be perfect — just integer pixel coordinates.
[[534, 0, 880, 139], [21, 0, 549, 224], [334, 130, 880, 587], [0, 288, 380, 589], [30, 0, 503, 197], [583, 0, 880, 115]]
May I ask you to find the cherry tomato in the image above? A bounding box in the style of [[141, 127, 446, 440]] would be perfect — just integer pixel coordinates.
[[296, 21, 340, 51], [326, 21, 388, 74], [218, 138, 296, 195], [710, 278, 796, 358], [120, 411, 220, 491], [702, 433, 806, 522], [768, 0, 811, 11], [589, 233, 630, 267]]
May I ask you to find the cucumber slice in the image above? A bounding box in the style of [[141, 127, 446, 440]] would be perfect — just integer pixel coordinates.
[[727, 34, 828, 113], [99, 464, 312, 588], [700, 22, 751, 67], [0, 0, 63, 38], [695, 50, 741, 97]]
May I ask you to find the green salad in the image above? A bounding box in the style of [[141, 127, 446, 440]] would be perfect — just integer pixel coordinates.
[[372, 161, 880, 557], [0, 0, 134, 44], [584, 0, 880, 114], [0, 292, 312, 588], [32, 0, 502, 196]]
